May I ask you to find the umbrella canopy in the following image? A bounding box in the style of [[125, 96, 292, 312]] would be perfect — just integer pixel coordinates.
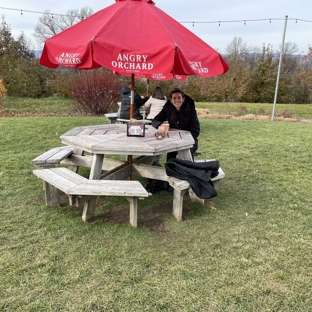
[[40, 0, 228, 78]]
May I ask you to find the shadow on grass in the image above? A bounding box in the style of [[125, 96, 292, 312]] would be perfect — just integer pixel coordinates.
[[47, 193, 202, 235], [95, 203, 190, 235]]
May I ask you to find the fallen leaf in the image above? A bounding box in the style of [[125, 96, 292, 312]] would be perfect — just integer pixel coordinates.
[[209, 203, 217, 210]]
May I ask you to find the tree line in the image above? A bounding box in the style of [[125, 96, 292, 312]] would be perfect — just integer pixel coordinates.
[[1, 14, 312, 108]]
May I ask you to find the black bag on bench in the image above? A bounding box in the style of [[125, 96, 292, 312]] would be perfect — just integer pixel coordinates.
[[165, 158, 220, 199]]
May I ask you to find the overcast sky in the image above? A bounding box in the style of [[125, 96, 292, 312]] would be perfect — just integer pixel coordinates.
[[1, 0, 311, 54]]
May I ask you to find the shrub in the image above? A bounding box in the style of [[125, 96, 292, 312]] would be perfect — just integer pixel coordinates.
[[0, 78, 7, 97], [279, 108, 294, 118], [0, 78, 7, 107], [69, 70, 121, 115], [236, 104, 247, 116]]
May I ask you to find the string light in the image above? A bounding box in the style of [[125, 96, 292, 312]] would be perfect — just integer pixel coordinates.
[[179, 17, 312, 25], [0, 6, 312, 25], [0, 6, 68, 17]]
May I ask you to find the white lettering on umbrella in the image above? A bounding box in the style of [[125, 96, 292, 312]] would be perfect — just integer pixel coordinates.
[[189, 61, 208, 74], [56, 52, 81, 65], [113, 54, 153, 71], [117, 54, 148, 63], [150, 73, 167, 79]]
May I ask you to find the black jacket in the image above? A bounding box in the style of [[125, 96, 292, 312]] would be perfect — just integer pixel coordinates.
[[120, 86, 144, 120], [166, 158, 219, 199], [152, 94, 200, 144]]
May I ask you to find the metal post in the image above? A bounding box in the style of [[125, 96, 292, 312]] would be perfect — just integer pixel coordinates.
[[130, 73, 135, 119], [271, 15, 288, 121], [146, 78, 150, 96]]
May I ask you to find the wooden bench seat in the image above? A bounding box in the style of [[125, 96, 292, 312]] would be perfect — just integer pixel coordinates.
[[132, 160, 225, 221], [32, 146, 74, 168], [167, 165, 225, 221], [104, 113, 119, 124], [33, 167, 149, 227], [116, 118, 152, 124]]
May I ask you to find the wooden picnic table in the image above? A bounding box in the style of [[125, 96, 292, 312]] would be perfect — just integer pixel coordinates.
[[33, 123, 224, 225], [57, 123, 195, 222], [60, 123, 194, 180]]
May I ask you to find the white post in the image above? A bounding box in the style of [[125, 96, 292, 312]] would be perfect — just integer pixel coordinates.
[[271, 15, 288, 121]]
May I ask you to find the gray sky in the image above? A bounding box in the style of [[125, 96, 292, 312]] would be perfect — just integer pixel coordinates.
[[1, 0, 311, 54]]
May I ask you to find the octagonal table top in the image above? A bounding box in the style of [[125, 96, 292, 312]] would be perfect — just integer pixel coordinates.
[[60, 124, 194, 156]]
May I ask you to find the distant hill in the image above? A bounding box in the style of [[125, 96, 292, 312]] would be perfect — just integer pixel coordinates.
[[32, 50, 42, 58]]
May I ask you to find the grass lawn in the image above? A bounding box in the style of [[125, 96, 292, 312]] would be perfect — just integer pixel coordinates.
[[0, 98, 312, 311]]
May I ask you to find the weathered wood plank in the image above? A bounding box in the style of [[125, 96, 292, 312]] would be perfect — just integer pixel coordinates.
[[100, 163, 132, 181], [89, 154, 104, 180], [82, 198, 96, 222], [126, 196, 138, 228], [172, 189, 188, 222], [167, 176, 190, 191], [71, 180, 148, 197], [62, 155, 126, 173], [33, 169, 80, 193], [67, 147, 84, 173], [45, 182, 61, 206], [50, 167, 88, 184], [32, 146, 73, 165], [132, 163, 167, 181], [33, 167, 150, 226], [177, 149, 193, 161]]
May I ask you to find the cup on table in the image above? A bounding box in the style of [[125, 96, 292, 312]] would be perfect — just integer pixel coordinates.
[[161, 123, 169, 133], [157, 125, 165, 137]]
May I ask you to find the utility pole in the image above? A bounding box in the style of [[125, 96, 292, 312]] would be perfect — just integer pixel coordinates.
[[271, 15, 288, 121]]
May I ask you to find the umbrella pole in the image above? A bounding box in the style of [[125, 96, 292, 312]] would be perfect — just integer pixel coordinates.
[[130, 74, 135, 119], [146, 78, 149, 96], [128, 73, 135, 180]]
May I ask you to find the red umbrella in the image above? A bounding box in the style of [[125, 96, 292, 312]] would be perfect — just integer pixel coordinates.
[[40, 0, 229, 117]]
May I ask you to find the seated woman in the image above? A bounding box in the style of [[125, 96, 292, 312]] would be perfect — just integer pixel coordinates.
[[152, 88, 200, 161], [143, 86, 166, 120]]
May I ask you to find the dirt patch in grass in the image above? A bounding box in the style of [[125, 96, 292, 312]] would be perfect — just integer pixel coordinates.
[[65, 192, 190, 235], [100, 203, 190, 235]]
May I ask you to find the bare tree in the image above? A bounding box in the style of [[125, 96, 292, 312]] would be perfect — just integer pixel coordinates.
[[281, 41, 298, 55], [33, 7, 94, 45], [278, 42, 300, 74], [225, 37, 250, 61]]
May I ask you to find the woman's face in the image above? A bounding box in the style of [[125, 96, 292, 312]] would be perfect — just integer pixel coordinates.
[[170, 92, 184, 110]]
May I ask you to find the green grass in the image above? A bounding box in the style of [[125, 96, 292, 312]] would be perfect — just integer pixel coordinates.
[[1, 98, 312, 311], [3, 96, 312, 119], [3, 96, 77, 116]]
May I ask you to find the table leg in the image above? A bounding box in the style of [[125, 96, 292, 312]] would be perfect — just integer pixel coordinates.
[[126, 196, 138, 228], [177, 149, 193, 161], [82, 198, 96, 221], [83, 154, 104, 220], [90, 154, 104, 180], [173, 189, 188, 221], [68, 148, 84, 173]]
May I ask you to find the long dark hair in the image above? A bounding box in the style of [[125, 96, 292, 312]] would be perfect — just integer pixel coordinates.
[[152, 86, 166, 100], [169, 88, 187, 121]]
